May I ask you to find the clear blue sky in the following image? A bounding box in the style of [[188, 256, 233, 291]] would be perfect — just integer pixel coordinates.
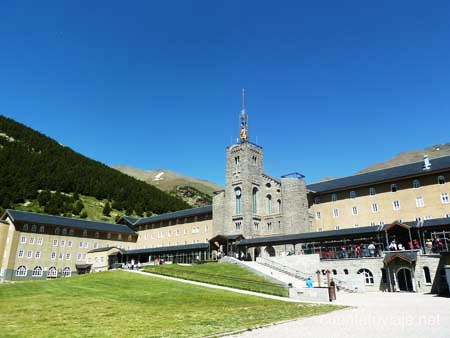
[[1, 1, 450, 186]]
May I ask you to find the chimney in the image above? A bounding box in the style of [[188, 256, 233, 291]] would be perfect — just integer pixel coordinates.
[[423, 155, 431, 170]]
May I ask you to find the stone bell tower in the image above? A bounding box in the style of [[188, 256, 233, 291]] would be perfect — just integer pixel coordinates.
[[213, 89, 264, 238]]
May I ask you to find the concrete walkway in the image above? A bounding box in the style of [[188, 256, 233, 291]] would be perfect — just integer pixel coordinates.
[[127, 269, 303, 302], [226, 291, 450, 338]]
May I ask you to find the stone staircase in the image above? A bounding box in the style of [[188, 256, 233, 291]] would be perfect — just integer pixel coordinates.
[[254, 257, 361, 293]]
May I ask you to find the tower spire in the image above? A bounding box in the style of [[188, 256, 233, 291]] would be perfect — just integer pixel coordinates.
[[239, 88, 248, 142]]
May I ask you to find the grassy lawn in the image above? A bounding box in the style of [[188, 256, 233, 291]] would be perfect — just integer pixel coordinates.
[[0, 271, 342, 338], [143, 262, 288, 296]]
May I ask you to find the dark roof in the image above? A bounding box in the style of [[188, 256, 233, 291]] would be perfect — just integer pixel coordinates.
[[124, 243, 210, 255], [307, 155, 450, 193], [404, 217, 450, 229], [133, 206, 212, 226], [4, 209, 136, 234], [238, 226, 379, 247], [88, 246, 121, 254]]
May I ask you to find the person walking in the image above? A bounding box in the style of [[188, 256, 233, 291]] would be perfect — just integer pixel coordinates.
[[306, 277, 314, 288]]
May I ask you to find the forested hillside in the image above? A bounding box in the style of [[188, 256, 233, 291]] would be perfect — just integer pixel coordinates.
[[0, 115, 190, 218]]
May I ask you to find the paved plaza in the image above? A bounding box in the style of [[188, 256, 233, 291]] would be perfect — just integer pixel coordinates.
[[227, 291, 450, 338]]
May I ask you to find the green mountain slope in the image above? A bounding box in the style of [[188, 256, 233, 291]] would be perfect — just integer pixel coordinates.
[[0, 115, 190, 219], [112, 166, 222, 207]]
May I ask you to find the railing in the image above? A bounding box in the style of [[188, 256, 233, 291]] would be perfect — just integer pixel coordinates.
[[256, 257, 357, 292]]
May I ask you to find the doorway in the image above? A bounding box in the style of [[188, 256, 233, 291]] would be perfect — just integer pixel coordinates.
[[397, 268, 414, 292]]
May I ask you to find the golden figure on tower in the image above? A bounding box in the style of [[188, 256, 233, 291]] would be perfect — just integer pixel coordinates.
[[239, 88, 248, 142]]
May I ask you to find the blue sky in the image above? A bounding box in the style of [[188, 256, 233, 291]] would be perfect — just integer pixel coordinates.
[[1, 1, 450, 186]]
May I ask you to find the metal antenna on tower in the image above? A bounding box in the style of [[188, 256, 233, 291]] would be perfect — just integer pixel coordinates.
[[239, 88, 248, 142]]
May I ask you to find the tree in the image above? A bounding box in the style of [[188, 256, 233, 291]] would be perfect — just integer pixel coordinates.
[[102, 202, 111, 216]]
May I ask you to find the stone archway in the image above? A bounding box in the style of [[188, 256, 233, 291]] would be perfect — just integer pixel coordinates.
[[254, 247, 261, 261], [397, 267, 414, 292], [264, 246, 276, 257]]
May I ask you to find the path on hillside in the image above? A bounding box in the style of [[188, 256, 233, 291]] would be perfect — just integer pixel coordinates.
[[226, 292, 450, 338]]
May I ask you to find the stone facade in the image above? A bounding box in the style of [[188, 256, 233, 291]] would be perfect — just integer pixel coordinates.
[[213, 140, 309, 239]]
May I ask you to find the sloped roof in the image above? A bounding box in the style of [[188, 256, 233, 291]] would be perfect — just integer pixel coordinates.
[[307, 155, 450, 193], [88, 246, 121, 253], [4, 209, 136, 234], [239, 226, 379, 247], [133, 205, 212, 226], [124, 243, 209, 255]]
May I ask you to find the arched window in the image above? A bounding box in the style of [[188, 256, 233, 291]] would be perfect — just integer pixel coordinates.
[[16, 265, 27, 277], [48, 267, 57, 278], [54, 227, 60, 235], [32, 266, 43, 277], [62, 228, 67, 236], [277, 199, 282, 213], [235, 187, 242, 215], [62, 267, 71, 277], [39, 226, 45, 233], [266, 194, 272, 214], [423, 266, 432, 284], [252, 187, 258, 214], [413, 179, 420, 188], [357, 268, 374, 285]]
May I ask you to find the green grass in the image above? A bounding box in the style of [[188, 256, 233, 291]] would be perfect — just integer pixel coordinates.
[[143, 262, 288, 297], [0, 271, 341, 338]]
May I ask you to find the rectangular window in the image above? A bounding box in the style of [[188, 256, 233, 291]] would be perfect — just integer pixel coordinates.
[[441, 192, 449, 204], [18, 249, 24, 258], [445, 213, 450, 218], [335, 225, 340, 230], [424, 215, 432, 220], [393, 200, 401, 210], [83, 242, 88, 249], [35, 251, 41, 259], [333, 209, 339, 218], [351, 206, 358, 215], [67, 240, 72, 248], [53, 239, 58, 246], [354, 224, 359, 228], [27, 250, 33, 258], [94, 242, 98, 249], [51, 252, 56, 260], [416, 196, 425, 207], [37, 238, 43, 246], [77, 253, 82, 260], [315, 211, 321, 220], [314, 197, 320, 204], [66, 253, 71, 260], [369, 187, 376, 196], [21, 236, 26, 244], [370, 222, 376, 226], [58, 252, 63, 260], [29, 237, 35, 245], [79, 241, 83, 248], [372, 203, 378, 212], [60, 240, 65, 247]]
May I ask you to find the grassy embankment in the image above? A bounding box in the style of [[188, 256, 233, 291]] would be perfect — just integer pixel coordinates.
[[143, 262, 288, 297], [0, 271, 342, 338]]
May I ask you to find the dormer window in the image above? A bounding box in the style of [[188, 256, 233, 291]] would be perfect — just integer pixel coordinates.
[[369, 187, 376, 196], [331, 194, 337, 202], [350, 191, 356, 199], [391, 184, 397, 192], [314, 197, 320, 204], [413, 180, 420, 188], [438, 176, 446, 184]]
